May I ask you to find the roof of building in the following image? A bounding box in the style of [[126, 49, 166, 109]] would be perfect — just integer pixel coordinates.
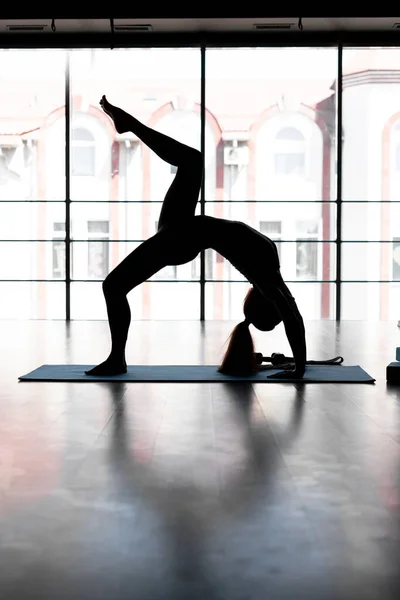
[[343, 48, 400, 76]]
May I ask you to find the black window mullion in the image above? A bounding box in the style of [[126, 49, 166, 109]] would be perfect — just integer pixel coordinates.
[[336, 42, 343, 321], [65, 52, 71, 321], [200, 44, 206, 321]]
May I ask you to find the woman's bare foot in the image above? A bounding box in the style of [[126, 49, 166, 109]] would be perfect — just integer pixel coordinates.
[[85, 358, 127, 376], [99, 95, 132, 134]]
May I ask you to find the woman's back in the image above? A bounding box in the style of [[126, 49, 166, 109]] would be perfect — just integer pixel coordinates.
[[200, 215, 280, 284]]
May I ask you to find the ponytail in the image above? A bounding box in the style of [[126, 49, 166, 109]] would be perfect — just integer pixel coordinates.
[[218, 319, 256, 376]]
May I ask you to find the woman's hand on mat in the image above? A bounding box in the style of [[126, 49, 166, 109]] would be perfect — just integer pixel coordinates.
[[267, 366, 305, 379]]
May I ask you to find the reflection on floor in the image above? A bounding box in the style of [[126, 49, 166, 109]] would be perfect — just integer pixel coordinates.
[[0, 319, 399, 600]]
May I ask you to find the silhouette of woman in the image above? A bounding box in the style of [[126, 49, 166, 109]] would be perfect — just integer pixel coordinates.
[[85, 96, 306, 378]]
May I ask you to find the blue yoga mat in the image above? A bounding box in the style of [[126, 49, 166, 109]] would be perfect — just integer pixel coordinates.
[[19, 364, 375, 383]]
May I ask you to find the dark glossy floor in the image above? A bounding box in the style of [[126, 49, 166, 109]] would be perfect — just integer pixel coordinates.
[[0, 319, 399, 600]]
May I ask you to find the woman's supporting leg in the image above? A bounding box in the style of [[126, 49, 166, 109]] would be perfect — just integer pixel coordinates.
[[86, 96, 204, 376], [85, 235, 167, 376], [100, 288, 131, 371], [100, 95, 203, 227]]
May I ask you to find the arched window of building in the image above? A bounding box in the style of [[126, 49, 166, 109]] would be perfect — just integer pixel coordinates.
[[274, 127, 306, 176], [71, 127, 95, 176]]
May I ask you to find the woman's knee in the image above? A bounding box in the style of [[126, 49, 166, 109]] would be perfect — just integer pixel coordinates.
[[183, 147, 202, 172], [102, 274, 125, 296]]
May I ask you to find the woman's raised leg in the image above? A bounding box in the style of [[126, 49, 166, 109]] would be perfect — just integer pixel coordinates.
[[100, 95, 203, 227]]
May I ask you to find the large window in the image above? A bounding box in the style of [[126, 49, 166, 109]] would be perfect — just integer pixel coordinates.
[[69, 48, 201, 319], [341, 47, 400, 320], [2, 44, 400, 321], [0, 49, 66, 318], [205, 47, 337, 320]]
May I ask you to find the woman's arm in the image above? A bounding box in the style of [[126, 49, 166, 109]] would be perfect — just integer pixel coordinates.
[[256, 278, 307, 378], [274, 287, 306, 378]]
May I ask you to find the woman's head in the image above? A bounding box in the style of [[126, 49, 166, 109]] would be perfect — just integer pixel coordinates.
[[218, 286, 282, 376], [243, 286, 282, 331]]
